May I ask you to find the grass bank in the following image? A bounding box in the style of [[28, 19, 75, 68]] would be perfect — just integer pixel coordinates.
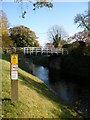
[[1, 54, 83, 118]]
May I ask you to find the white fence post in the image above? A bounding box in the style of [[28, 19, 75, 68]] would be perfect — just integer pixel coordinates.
[[30, 47, 31, 55], [36, 47, 37, 55], [23, 47, 25, 55], [62, 48, 64, 55], [26, 47, 28, 54]]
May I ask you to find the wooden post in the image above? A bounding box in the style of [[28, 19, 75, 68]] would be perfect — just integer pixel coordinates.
[[11, 54, 18, 101], [11, 80, 18, 101]]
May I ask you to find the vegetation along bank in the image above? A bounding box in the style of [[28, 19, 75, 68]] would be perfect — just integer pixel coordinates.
[[1, 54, 83, 119]]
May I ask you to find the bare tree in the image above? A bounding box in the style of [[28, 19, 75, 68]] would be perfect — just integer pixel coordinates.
[[74, 1, 90, 31], [68, 30, 90, 43], [74, 12, 90, 31], [48, 25, 68, 48]]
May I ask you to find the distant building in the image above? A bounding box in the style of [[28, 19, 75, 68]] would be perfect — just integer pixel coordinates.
[[45, 43, 54, 48]]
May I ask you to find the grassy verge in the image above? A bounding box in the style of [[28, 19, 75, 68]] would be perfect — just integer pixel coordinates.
[[1, 54, 83, 118]]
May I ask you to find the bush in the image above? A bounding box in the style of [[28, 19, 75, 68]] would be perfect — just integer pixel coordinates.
[[0, 47, 2, 54], [83, 44, 90, 56]]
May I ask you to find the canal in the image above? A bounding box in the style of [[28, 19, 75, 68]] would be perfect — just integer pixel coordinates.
[[33, 64, 90, 118]]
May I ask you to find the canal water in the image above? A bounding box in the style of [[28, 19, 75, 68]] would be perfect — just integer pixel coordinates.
[[33, 65, 90, 118]]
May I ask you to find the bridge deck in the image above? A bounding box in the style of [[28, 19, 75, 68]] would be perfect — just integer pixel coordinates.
[[23, 47, 68, 55]]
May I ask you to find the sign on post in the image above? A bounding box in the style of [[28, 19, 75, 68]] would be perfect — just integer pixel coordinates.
[[11, 55, 18, 64], [11, 55, 18, 80], [11, 54, 18, 101]]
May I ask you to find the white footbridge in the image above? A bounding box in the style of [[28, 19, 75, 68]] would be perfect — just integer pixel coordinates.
[[23, 47, 68, 55]]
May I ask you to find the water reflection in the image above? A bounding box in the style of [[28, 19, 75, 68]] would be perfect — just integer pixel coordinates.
[[50, 80, 82, 103], [33, 65, 49, 85], [33, 65, 81, 102], [33, 65, 90, 118]]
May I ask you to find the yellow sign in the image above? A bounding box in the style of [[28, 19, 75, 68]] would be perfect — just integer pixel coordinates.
[[11, 54, 18, 64]]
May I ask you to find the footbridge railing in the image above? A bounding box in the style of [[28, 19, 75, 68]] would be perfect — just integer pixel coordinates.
[[23, 47, 68, 55]]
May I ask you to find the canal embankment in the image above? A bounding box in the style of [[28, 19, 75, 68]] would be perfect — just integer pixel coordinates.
[[61, 54, 90, 81], [2, 53, 82, 119], [24, 53, 90, 118], [28, 54, 90, 81]]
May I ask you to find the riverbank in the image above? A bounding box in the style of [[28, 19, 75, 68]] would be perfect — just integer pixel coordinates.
[[61, 54, 90, 81], [28, 53, 90, 81], [1, 54, 82, 119]]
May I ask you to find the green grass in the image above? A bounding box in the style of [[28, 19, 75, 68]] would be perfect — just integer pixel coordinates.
[[1, 54, 83, 119]]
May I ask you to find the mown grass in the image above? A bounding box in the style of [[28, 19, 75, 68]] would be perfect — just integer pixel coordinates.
[[1, 54, 83, 119]]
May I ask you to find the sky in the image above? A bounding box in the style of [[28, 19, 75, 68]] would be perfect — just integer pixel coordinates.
[[1, 1, 89, 46]]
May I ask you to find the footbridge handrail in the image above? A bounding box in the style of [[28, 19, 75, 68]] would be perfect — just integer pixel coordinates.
[[23, 47, 68, 55]]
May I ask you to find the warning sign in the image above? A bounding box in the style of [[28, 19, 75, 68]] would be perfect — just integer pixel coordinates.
[[11, 55, 18, 64], [11, 64, 18, 71], [11, 54, 18, 80]]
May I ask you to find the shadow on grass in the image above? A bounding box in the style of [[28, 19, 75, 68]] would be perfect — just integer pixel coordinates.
[[2, 53, 83, 118], [2, 53, 10, 62], [2, 98, 11, 102], [18, 72, 81, 119]]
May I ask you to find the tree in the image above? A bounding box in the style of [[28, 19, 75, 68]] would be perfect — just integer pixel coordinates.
[[14, 0, 53, 8], [74, 10, 90, 31], [0, 10, 14, 47], [9, 25, 40, 47], [1, 0, 53, 18], [8, 0, 53, 18], [33, 40, 40, 47], [68, 30, 90, 43], [48, 25, 68, 48], [32, 0, 53, 10], [0, 10, 9, 30], [68, 30, 90, 56], [74, 2, 90, 42]]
